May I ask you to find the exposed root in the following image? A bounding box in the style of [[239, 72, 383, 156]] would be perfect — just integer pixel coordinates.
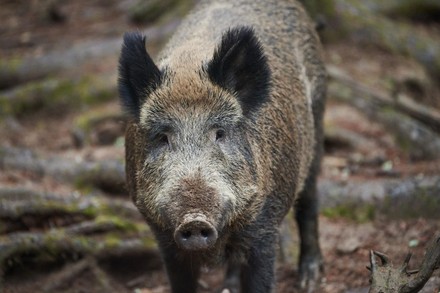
[[369, 234, 440, 293]]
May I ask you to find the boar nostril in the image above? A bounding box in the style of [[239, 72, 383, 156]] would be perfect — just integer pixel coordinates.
[[200, 229, 211, 239], [181, 230, 192, 240], [174, 219, 218, 251]]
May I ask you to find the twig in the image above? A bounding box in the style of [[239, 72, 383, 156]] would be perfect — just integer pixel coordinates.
[[42, 258, 90, 292]]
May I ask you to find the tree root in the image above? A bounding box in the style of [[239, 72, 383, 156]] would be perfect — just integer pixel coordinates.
[[41, 258, 90, 292], [0, 187, 158, 289], [369, 234, 440, 292]]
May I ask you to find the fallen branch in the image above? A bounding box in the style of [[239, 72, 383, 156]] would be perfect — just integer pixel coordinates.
[[41, 258, 91, 292], [0, 185, 159, 291], [0, 187, 141, 235], [0, 200, 157, 282], [319, 175, 440, 220], [0, 74, 116, 118], [72, 108, 126, 147], [306, 0, 440, 81], [0, 20, 179, 89], [127, 0, 195, 24], [369, 234, 440, 292], [343, 0, 440, 81], [0, 229, 157, 275], [327, 66, 440, 160], [0, 147, 126, 193], [327, 65, 440, 134], [0, 188, 139, 220]]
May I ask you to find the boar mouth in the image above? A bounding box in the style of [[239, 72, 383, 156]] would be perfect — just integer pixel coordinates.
[[173, 213, 219, 251]]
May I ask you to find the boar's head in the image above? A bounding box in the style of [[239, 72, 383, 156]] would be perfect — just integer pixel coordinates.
[[118, 27, 270, 252]]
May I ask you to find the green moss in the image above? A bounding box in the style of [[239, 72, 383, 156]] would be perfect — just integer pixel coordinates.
[[0, 76, 116, 118], [103, 234, 122, 248], [80, 205, 98, 218], [0, 58, 23, 78], [299, 0, 337, 19], [141, 236, 158, 249], [129, 0, 194, 24], [73, 107, 121, 140], [95, 215, 138, 232], [322, 203, 375, 223], [73, 179, 95, 194]]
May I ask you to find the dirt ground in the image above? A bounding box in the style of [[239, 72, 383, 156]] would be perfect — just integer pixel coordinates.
[[1, 1, 439, 292]]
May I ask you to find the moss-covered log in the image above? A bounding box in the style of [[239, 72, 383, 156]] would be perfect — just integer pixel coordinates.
[[72, 108, 126, 147], [306, 0, 440, 81], [0, 75, 116, 118], [0, 187, 157, 286], [319, 175, 440, 220], [327, 66, 440, 133], [0, 40, 120, 90], [0, 188, 139, 221], [338, 0, 440, 81], [327, 66, 440, 159], [0, 21, 179, 89], [0, 220, 157, 289], [128, 0, 195, 24], [0, 147, 126, 193], [0, 228, 157, 275]]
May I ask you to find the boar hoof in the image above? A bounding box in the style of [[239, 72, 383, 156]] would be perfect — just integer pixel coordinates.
[[174, 218, 218, 250], [298, 258, 323, 293]]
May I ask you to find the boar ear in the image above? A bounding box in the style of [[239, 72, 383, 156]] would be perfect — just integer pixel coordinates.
[[118, 32, 161, 120], [207, 26, 271, 115]]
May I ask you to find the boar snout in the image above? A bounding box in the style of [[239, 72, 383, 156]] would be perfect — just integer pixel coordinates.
[[174, 214, 218, 251]]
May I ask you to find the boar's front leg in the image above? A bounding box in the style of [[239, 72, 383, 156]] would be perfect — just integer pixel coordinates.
[[240, 232, 277, 293], [295, 153, 323, 291], [160, 243, 201, 293]]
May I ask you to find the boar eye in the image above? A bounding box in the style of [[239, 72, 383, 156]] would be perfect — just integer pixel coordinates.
[[157, 133, 169, 146], [215, 129, 226, 142]]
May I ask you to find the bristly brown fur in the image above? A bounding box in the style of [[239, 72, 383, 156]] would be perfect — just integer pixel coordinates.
[[119, 0, 326, 292]]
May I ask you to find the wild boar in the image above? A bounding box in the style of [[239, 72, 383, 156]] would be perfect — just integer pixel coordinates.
[[118, 0, 326, 292]]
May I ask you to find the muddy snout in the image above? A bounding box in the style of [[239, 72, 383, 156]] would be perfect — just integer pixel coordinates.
[[174, 214, 218, 251]]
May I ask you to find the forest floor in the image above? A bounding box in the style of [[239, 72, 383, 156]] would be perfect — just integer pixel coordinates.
[[0, 0, 439, 292]]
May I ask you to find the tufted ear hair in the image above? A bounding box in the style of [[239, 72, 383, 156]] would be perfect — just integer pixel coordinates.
[[207, 26, 271, 116], [118, 32, 161, 120]]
